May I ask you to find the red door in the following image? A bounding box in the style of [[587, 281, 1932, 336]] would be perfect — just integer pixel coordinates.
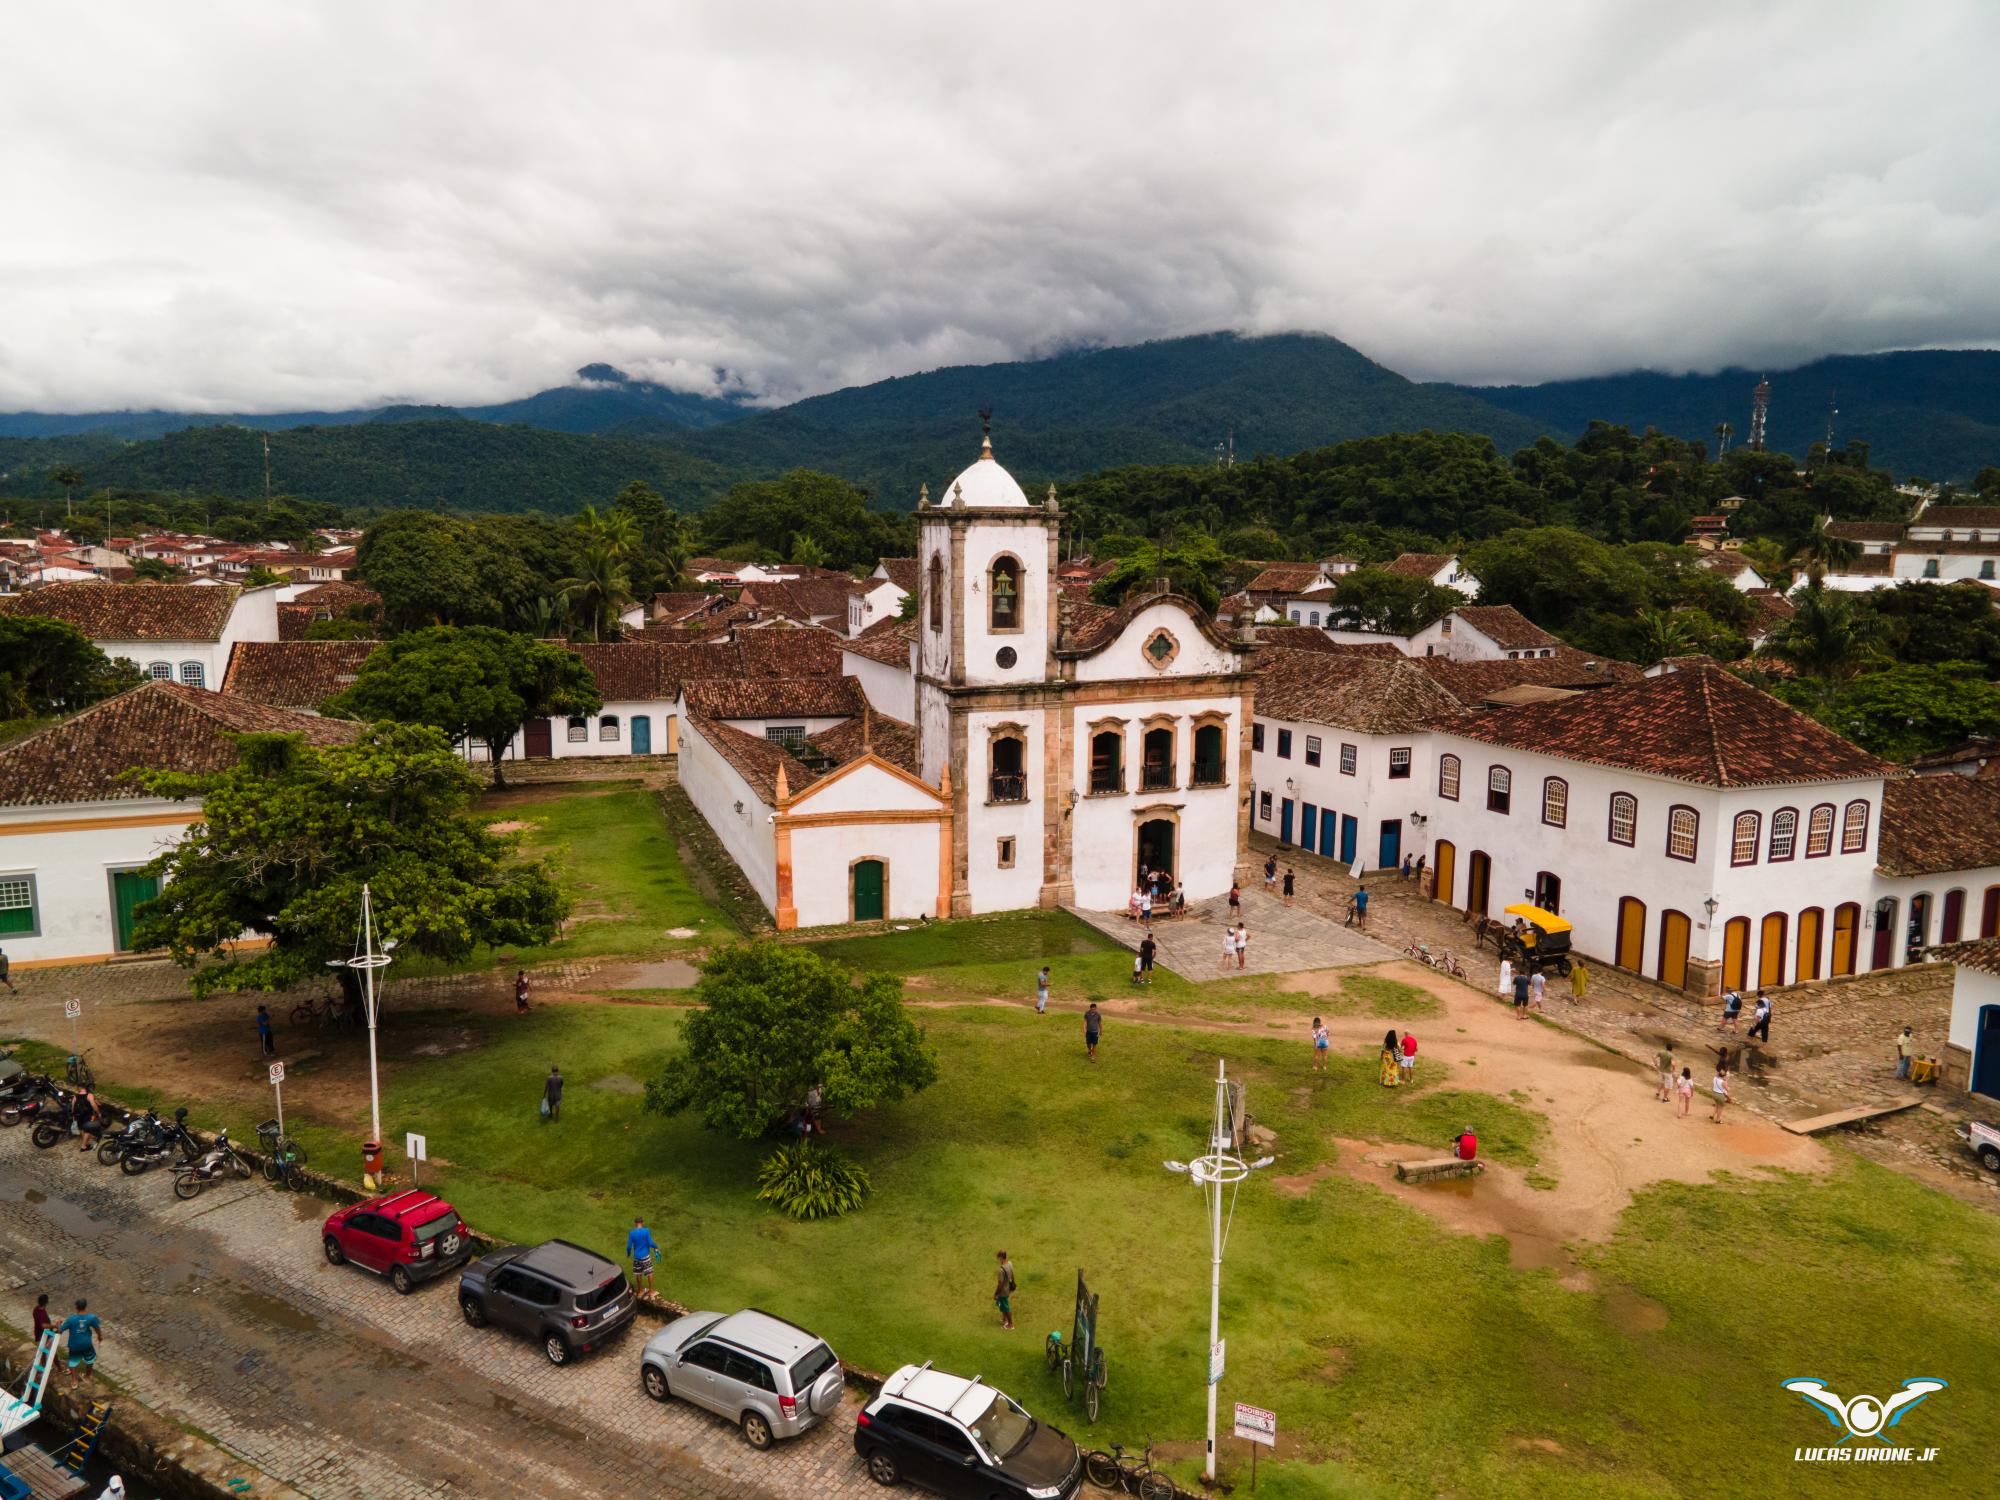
[[523, 718, 553, 759], [1870, 906, 1896, 970]]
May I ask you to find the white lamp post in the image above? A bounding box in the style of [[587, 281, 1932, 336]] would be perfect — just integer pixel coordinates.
[[327, 882, 396, 1187], [1164, 1059, 1274, 1485]]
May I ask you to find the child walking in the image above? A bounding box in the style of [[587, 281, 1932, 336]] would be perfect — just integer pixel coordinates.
[[1676, 1066, 1694, 1117]]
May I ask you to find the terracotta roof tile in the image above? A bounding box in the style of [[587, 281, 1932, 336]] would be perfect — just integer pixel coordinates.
[[1877, 776, 2000, 877], [1242, 564, 1326, 595], [1824, 521, 1906, 542], [222, 641, 379, 709], [1914, 506, 2000, 528], [1056, 589, 1237, 657], [876, 558, 919, 593], [1412, 649, 1640, 701], [0, 582, 242, 641], [1381, 552, 1454, 579], [738, 578, 863, 622], [0, 680, 359, 806], [1932, 937, 2000, 974], [681, 676, 865, 720], [570, 643, 678, 702], [1451, 605, 1558, 651], [686, 716, 820, 804], [1444, 662, 1898, 787], [1255, 650, 1466, 734], [805, 713, 920, 775], [1252, 627, 1350, 655], [842, 624, 915, 666]]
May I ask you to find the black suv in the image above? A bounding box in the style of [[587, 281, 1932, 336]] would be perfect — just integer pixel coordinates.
[[856, 1363, 1082, 1498], [458, 1239, 637, 1365]]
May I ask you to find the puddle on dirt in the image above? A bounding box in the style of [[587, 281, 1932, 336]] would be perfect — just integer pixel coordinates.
[[1566, 1049, 1643, 1074], [23, 1189, 44, 1204], [290, 1194, 329, 1221], [1603, 1286, 1669, 1334], [225, 1288, 322, 1334], [2, 1171, 108, 1240], [612, 959, 701, 991]]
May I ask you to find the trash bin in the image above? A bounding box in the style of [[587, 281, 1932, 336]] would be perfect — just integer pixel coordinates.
[[362, 1140, 383, 1178]]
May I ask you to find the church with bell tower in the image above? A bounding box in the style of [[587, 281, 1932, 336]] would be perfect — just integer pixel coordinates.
[[915, 420, 1254, 915]]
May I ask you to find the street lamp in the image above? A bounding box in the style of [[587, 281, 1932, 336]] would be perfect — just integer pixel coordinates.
[[327, 882, 397, 1188], [1164, 1059, 1275, 1486]]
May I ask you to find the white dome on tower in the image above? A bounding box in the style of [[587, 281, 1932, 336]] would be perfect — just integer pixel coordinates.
[[942, 432, 1030, 508]]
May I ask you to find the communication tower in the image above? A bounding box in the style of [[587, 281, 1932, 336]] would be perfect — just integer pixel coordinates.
[[1748, 377, 1770, 452]]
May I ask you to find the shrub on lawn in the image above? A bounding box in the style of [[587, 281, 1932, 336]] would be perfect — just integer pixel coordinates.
[[757, 1140, 871, 1220]]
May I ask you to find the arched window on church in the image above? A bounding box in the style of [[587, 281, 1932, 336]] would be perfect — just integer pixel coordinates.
[[989, 733, 1026, 803], [1142, 725, 1176, 791], [1089, 729, 1124, 794], [989, 555, 1021, 631], [1192, 723, 1226, 786], [927, 554, 944, 632]]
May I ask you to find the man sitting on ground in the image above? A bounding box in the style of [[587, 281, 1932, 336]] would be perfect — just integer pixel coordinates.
[[1451, 1126, 1478, 1162]]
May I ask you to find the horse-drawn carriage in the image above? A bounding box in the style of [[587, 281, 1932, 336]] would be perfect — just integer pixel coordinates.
[[1480, 903, 1573, 976]]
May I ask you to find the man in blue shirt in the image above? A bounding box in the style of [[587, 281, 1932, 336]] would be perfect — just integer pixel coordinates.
[[625, 1217, 658, 1296], [59, 1299, 101, 1387]]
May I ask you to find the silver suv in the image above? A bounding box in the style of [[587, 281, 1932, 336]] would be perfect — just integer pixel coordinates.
[[641, 1308, 845, 1449]]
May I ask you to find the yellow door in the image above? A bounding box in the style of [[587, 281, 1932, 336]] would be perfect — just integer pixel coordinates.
[[1616, 897, 1646, 971], [1431, 841, 1455, 905], [1722, 918, 1750, 990], [1796, 908, 1823, 981], [1759, 912, 1788, 988], [1658, 910, 1691, 990]]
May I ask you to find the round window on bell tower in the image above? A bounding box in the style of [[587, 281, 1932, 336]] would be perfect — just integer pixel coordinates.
[[996, 646, 1018, 669]]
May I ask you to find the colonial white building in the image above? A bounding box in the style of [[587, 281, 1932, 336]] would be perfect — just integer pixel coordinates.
[[910, 432, 1253, 914], [0, 581, 282, 691]]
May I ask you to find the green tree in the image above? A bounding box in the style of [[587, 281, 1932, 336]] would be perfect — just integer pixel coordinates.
[[242, 565, 287, 587], [0, 616, 144, 718], [1756, 585, 1886, 689], [324, 626, 601, 786], [556, 541, 634, 642], [1791, 519, 1861, 585], [354, 512, 486, 630], [49, 465, 81, 516], [1091, 533, 1232, 613], [1780, 663, 2000, 762], [702, 470, 912, 570], [63, 513, 107, 546], [1634, 608, 1700, 663], [130, 556, 182, 581], [304, 617, 379, 641], [130, 723, 567, 997], [1974, 467, 2000, 503], [1857, 582, 2000, 671], [609, 481, 670, 539], [1322, 568, 1462, 634], [788, 532, 829, 569], [645, 942, 939, 1139]]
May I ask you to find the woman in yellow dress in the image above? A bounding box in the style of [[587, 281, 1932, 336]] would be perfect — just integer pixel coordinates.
[[1379, 1029, 1402, 1087]]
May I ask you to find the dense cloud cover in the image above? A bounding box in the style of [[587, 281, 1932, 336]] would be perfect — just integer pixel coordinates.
[[4, 1, 1997, 412]]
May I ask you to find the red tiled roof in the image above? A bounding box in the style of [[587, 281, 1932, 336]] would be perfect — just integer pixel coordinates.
[[1933, 937, 2000, 974], [221, 641, 379, 709], [292, 581, 379, 611], [805, 713, 920, 775], [1056, 589, 1237, 658], [875, 558, 919, 593], [0, 680, 359, 806], [685, 715, 820, 804], [1697, 552, 1762, 576], [1824, 521, 1906, 542], [738, 578, 862, 622], [649, 592, 730, 626], [1242, 564, 1326, 595], [1252, 627, 1350, 655], [842, 622, 915, 666], [681, 676, 865, 721], [1893, 540, 2000, 557], [1745, 590, 1796, 635], [1914, 506, 2000, 528], [1836, 555, 1895, 576], [1381, 552, 1454, 579], [1451, 605, 1558, 651], [0, 582, 242, 641], [1254, 650, 1465, 734], [1877, 776, 2000, 877], [570, 643, 679, 702], [1444, 661, 1898, 787]]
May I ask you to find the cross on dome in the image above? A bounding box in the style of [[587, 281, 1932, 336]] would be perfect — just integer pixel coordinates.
[[941, 412, 1029, 507]]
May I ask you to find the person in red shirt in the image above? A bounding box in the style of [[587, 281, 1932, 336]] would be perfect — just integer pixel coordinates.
[[31, 1293, 50, 1343], [1452, 1127, 1477, 1161], [1399, 1031, 1418, 1082]]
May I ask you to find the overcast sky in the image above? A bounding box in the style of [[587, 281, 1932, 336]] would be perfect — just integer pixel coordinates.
[[5, 1, 1998, 413]]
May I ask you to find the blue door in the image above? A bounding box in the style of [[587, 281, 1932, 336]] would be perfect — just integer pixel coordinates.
[[1378, 819, 1403, 872], [630, 715, 651, 754], [1301, 803, 1317, 853], [1339, 816, 1357, 865], [1977, 1006, 2000, 1098], [1319, 808, 1338, 858], [1279, 799, 1294, 844]]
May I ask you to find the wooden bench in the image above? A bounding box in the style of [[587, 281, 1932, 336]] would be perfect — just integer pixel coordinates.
[[1395, 1157, 1483, 1182], [1781, 1100, 1921, 1136]]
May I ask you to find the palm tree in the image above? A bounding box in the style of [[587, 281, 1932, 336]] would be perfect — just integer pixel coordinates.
[[49, 465, 81, 519], [788, 532, 829, 569], [1713, 422, 1733, 455], [1635, 608, 1700, 663], [1791, 519, 1861, 586], [575, 504, 640, 557], [556, 542, 634, 642], [1756, 585, 1885, 689]]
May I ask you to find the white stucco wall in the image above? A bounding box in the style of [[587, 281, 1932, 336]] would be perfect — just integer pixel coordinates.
[[1949, 966, 2000, 1055], [959, 524, 1051, 689], [1250, 721, 1434, 871], [467, 699, 677, 762], [965, 708, 1046, 913], [0, 801, 196, 964], [841, 650, 916, 721], [105, 637, 232, 691], [1070, 699, 1240, 909], [675, 721, 777, 917], [1073, 603, 1235, 684], [784, 762, 945, 927]]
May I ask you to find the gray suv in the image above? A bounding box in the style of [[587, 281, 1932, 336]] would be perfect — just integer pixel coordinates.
[[641, 1308, 845, 1449], [458, 1239, 637, 1366]]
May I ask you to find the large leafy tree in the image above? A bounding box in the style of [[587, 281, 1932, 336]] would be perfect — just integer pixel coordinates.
[[1858, 582, 2000, 672], [1321, 568, 1461, 634], [1756, 585, 1887, 689], [131, 723, 567, 997], [702, 470, 912, 570], [353, 511, 486, 630], [1091, 533, 1232, 613], [325, 626, 600, 785], [1779, 663, 2000, 762], [0, 616, 143, 718], [646, 942, 939, 1139]]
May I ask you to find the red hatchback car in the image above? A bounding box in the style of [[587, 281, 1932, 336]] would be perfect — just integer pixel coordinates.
[[322, 1190, 472, 1294]]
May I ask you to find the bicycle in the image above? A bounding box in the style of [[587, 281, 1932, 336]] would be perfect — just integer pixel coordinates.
[[1083, 1441, 1173, 1499], [256, 1119, 309, 1190], [64, 1051, 94, 1091], [1436, 949, 1468, 980]]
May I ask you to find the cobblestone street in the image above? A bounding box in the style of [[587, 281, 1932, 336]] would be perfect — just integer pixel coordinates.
[[0, 1126, 875, 1499]]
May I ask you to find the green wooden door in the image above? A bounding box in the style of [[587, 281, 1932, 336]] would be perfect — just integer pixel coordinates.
[[852, 860, 885, 922], [111, 869, 159, 951]]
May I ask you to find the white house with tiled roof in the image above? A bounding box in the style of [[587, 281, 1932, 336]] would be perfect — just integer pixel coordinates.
[[0, 681, 356, 966], [1381, 552, 1480, 597], [0, 581, 282, 690]]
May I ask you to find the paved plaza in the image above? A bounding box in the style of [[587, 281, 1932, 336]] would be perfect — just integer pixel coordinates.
[[1067, 884, 1393, 976]]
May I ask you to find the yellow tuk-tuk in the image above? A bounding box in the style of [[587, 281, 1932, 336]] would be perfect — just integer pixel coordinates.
[[1499, 903, 1574, 976]]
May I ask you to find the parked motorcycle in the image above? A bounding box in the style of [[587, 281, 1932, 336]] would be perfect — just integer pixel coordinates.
[[120, 1107, 203, 1176], [172, 1129, 253, 1200], [28, 1091, 81, 1150], [97, 1109, 162, 1167], [1, 1075, 63, 1129]]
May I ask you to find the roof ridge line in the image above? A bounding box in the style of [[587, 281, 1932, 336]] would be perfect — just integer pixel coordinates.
[[1697, 666, 1730, 787]]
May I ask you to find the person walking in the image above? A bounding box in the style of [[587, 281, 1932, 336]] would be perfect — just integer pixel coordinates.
[[74, 1090, 104, 1153], [1720, 990, 1742, 1031], [1035, 966, 1050, 1015], [1570, 958, 1588, 1002], [1137, 931, 1157, 986], [1511, 967, 1531, 1019], [1083, 1003, 1101, 1062], [543, 1066, 564, 1122], [1895, 1025, 1915, 1079], [1379, 1030, 1402, 1087], [1656, 1041, 1677, 1102], [1676, 1066, 1695, 1117], [254, 1005, 276, 1057], [1529, 968, 1547, 1011], [1140, 886, 1154, 925], [514, 970, 531, 1015], [1748, 992, 1772, 1044], [1311, 1017, 1329, 1072], [626, 1216, 658, 1296], [1264, 854, 1278, 891], [31, 1293, 51, 1345], [1227, 882, 1242, 920], [0, 945, 14, 994], [1234, 922, 1249, 969], [1414, 852, 1427, 893], [1282, 868, 1296, 906], [1352, 883, 1369, 929], [1709, 1065, 1731, 1123], [59, 1299, 100, 1388], [1171, 882, 1187, 919], [1218, 926, 1236, 975], [994, 1251, 1017, 1330], [1399, 1030, 1418, 1082], [1400, 853, 1413, 883]]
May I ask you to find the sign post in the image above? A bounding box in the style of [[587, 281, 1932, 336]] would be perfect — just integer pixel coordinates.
[[63, 999, 81, 1057], [406, 1131, 427, 1189], [269, 1061, 285, 1138], [1233, 1403, 1276, 1491]]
